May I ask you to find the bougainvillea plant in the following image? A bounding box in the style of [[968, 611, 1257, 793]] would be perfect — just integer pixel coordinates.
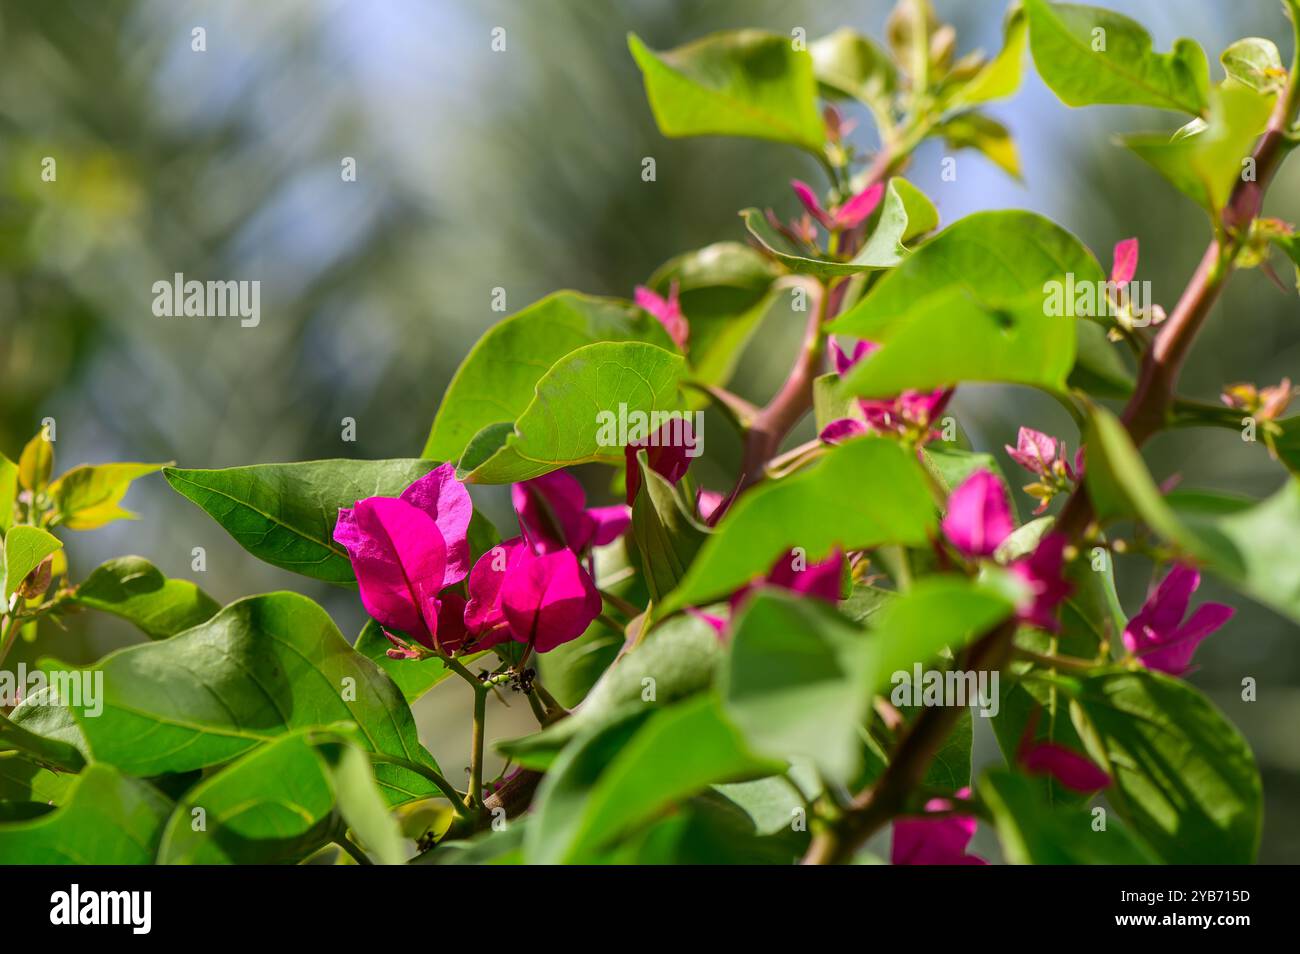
[[3, 0, 1300, 866]]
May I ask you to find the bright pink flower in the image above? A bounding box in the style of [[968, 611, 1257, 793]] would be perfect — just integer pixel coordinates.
[[463, 538, 530, 650], [1111, 237, 1139, 286], [500, 547, 603, 653], [830, 338, 877, 375], [696, 488, 725, 525], [891, 787, 986, 865], [1019, 741, 1111, 792], [942, 470, 1015, 559], [818, 418, 870, 445], [732, 549, 845, 613], [334, 464, 473, 650], [624, 420, 696, 505], [512, 471, 629, 555], [1006, 427, 1065, 478], [791, 179, 885, 231], [1010, 533, 1072, 632], [634, 282, 689, 351], [1123, 564, 1234, 676]]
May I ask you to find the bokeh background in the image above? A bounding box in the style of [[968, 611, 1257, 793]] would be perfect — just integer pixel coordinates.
[[2, 0, 1297, 861]]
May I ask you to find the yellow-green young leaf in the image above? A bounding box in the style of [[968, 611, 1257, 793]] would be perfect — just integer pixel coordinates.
[[70, 556, 219, 640], [424, 292, 674, 463], [0, 454, 17, 533], [1070, 669, 1261, 864], [644, 242, 779, 391], [660, 437, 937, 613], [832, 211, 1102, 398], [628, 31, 825, 154], [2, 525, 62, 603], [525, 696, 782, 864], [740, 178, 938, 278], [811, 28, 898, 131], [157, 728, 407, 865], [1025, 0, 1210, 115], [1220, 37, 1286, 94], [979, 769, 1157, 864], [68, 592, 443, 806], [48, 462, 166, 530], [0, 763, 171, 864], [938, 4, 1028, 114], [935, 111, 1022, 180], [461, 341, 686, 484], [17, 433, 53, 493], [1124, 82, 1276, 217]]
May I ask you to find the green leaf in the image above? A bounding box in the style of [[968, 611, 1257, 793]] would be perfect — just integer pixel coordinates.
[[1070, 669, 1261, 864], [70, 556, 219, 640], [644, 242, 780, 390], [1085, 405, 1300, 623], [811, 28, 897, 128], [0, 752, 74, 805], [1071, 317, 1134, 398], [1220, 37, 1286, 94], [164, 458, 444, 584], [724, 580, 1016, 784], [935, 112, 1022, 180], [660, 437, 937, 613], [157, 728, 406, 865], [526, 696, 781, 863], [424, 292, 674, 462], [1025, 0, 1210, 115], [739, 178, 938, 276], [628, 30, 825, 154], [498, 611, 722, 769], [354, 619, 462, 704], [17, 433, 53, 492], [2, 525, 61, 603], [978, 769, 1156, 863], [938, 5, 1028, 113], [1124, 82, 1275, 216], [721, 591, 872, 782], [0, 454, 17, 534], [0, 763, 171, 864], [0, 711, 86, 772], [48, 462, 165, 530], [629, 450, 709, 603], [69, 592, 443, 806], [461, 341, 686, 484], [832, 211, 1103, 398]]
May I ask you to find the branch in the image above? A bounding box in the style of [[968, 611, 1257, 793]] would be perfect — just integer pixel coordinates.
[[803, 28, 1300, 864]]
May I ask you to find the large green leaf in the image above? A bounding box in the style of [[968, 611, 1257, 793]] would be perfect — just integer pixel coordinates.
[[978, 769, 1156, 864], [723, 581, 1016, 785], [1025, 0, 1210, 115], [660, 437, 937, 613], [70, 556, 219, 640], [525, 696, 781, 863], [499, 611, 722, 769], [157, 728, 406, 865], [831, 211, 1103, 398], [461, 341, 686, 484], [2, 525, 61, 603], [0, 763, 171, 864], [1125, 82, 1275, 216], [69, 592, 443, 806], [164, 458, 442, 584], [628, 31, 825, 153], [1070, 669, 1261, 864], [1085, 405, 1300, 623], [424, 292, 674, 462], [739, 178, 939, 277], [644, 242, 779, 390]]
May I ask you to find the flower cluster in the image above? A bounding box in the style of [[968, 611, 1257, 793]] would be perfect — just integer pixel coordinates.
[[820, 338, 954, 445]]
